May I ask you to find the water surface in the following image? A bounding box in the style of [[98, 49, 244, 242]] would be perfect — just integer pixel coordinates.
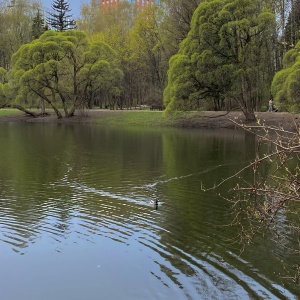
[[0, 123, 298, 299]]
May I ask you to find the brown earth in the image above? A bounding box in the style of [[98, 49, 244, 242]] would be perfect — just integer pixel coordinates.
[[0, 109, 299, 130]]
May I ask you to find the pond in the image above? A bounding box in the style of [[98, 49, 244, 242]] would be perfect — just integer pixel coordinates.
[[0, 123, 298, 299]]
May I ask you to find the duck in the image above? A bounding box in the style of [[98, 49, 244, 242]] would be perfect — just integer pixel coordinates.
[[150, 199, 158, 207]]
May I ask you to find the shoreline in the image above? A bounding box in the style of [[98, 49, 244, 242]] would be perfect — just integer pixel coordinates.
[[0, 109, 299, 130]]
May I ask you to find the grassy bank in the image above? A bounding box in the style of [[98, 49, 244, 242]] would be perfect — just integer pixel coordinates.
[[0, 108, 299, 130], [94, 110, 174, 127], [0, 109, 24, 116], [93, 110, 241, 128]]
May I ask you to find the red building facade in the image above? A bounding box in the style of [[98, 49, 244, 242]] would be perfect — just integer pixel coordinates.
[[99, 0, 159, 9]]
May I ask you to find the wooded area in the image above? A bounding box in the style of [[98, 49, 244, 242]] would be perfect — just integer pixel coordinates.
[[0, 0, 299, 286], [0, 0, 300, 120]]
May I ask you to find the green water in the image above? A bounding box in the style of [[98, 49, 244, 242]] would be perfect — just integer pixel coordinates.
[[0, 123, 298, 299]]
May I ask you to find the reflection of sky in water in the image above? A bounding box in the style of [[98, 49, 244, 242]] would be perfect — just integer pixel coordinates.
[[0, 125, 298, 299], [1, 173, 297, 299]]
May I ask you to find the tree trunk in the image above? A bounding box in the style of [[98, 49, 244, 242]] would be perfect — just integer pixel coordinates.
[[50, 104, 63, 119], [242, 108, 256, 121], [67, 106, 76, 118], [11, 105, 39, 117], [0, 104, 38, 117], [236, 95, 257, 121], [41, 99, 46, 114]]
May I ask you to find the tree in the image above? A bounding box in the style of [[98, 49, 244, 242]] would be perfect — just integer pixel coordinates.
[[219, 120, 300, 285], [79, 39, 124, 110], [164, 0, 276, 120], [77, 0, 136, 36], [31, 9, 48, 39], [271, 40, 300, 112], [5, 30, 123, 118], [77, 1, 167, 109], [0, 67, 8, 104], [77, 1, 139, 109], [0, 0, 42, 69], [265, 0, 298, 71], [77, 0, 101, 35], [285, 0, 300, 47], [47, 0, 76, 32], [160, 0, 203, 56], [126, 5, 167, 107]]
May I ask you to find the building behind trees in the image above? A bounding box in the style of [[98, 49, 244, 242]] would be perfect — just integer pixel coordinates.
[[98, 0, 160, 9]]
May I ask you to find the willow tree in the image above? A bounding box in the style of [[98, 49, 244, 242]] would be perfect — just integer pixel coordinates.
[[164, 0, 275, 120], [271, 40, 300, 112], [0, 67, 7, 104], [6, 30, 123, 118], [77, 1, 138, 108]]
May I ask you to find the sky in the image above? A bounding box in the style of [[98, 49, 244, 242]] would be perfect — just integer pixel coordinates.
[[40, 0, 87, 18]]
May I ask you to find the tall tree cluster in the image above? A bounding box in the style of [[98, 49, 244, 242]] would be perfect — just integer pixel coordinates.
[[271, 40, 300, 112], [76, 0, 300, 116], [2, 0, 300, 117], [2, 30, 123, 118], [285, 0, 300, 47], [78, 1, 167, 109], [0, 0, 43, 69], [159, 0, 203, 57], [31, 9, 48, 39], [1, 0, 300, 286], [164, 0, 275, 120]]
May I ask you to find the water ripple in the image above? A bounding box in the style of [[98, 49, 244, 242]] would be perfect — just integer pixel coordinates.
[[0, 174, 297, 299]]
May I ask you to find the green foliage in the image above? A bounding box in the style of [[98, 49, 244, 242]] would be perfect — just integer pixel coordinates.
[[284, 0, 300, 47], [164, 54, 198, 112], [159, 0, 202, 57], [0, 68, 8, 104], [78, 0, 135, 37], [126, 5, 167, 106], [0, 0, 42, 69], [78, 1, 141, 108], [0, 109, 23, 116], [8, 30, 123, 117], [271, 41, 300, 112], [78, 2, 168, 108], [164, 0, 276, 120], [0, 67, 8, 84], [31, 9, 48, 39]]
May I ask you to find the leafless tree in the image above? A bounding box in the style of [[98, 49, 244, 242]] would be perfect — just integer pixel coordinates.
[[205, 119, 300, 285]]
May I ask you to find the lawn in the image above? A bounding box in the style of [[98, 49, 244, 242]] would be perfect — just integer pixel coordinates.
[[0, 109, 24, 116], [95, 110, 173, 127]]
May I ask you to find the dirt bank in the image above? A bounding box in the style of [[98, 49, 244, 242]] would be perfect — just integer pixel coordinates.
[[0, 109, 299, 130]]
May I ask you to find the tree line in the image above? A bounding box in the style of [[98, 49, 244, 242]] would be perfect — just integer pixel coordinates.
[[0, 0, 299, 285], [1, 0, 300, 119]]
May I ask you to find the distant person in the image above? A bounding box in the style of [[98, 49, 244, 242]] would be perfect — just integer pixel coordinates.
[[268, 99, 273, 112]]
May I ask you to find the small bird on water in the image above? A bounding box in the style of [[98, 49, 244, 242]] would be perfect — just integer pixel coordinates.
[[150, 199, 158, 209]]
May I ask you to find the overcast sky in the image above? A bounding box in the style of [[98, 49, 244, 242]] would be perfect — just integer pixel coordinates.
[[40, 0, 87, 18]]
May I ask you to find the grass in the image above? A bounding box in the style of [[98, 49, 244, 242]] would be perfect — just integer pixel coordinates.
[[2, 108, 296, 130], [0, 109, 24, 116], [95, 110, 174, 127], [93, 110, 214, 127]]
